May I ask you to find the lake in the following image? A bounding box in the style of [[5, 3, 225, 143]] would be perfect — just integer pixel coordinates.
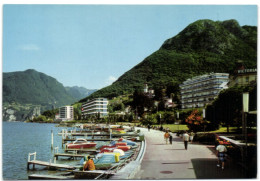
[[2, 122, 77, 179]]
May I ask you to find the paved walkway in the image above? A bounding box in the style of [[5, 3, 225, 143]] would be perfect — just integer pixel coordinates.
[[134, 127, 248, 179]]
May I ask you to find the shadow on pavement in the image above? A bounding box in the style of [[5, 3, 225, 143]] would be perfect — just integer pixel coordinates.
[[164, 149, 186, 150], [152, 144, 167, 145], [172, 138, 183, 142], [191, 158, 247, 179]]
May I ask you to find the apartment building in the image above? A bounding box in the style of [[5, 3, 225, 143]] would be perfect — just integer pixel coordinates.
[[59, 106, 74, 121], [82, 98, 108, 118], [180, 73, 229, 109]]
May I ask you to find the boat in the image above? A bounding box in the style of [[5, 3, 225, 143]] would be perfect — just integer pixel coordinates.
[[66, 138, 97, 149]]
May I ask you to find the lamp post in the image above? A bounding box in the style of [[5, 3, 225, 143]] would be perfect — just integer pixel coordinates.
[[242, 92, 249, 160], [177, 112, 179, 132], [203, 109, 206, 132], [160, 114, 162, 128]]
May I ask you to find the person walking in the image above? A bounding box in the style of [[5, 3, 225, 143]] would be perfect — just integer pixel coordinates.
[[169, 132, 173, 144], [183, 132, 190, 150], [190, 131, 195, 143], [216, 142, 227, 170], [164, 131, 170, 144], [147, 124, 151, 132]]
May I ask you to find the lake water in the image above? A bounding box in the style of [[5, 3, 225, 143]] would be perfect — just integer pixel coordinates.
[[2, 122, 82, 180]]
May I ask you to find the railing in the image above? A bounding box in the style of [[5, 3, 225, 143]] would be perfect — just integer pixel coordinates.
[[28, 152, 37, 162]]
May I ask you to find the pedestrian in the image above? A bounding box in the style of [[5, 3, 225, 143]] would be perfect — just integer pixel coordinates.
[[190, 131, 195, 143], [169, 132, 173, 144], [160, 126, 164, 131], [83, 156, 96, 171], [183, 132, 190, 150], [216, 142, 227, 170], [164, 131, 170, 144], [148, 124, 151, 132]]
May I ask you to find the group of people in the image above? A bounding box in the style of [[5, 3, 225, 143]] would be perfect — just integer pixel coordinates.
[[164, 130, 173, 144], [162, 129, 195, 148], [165, 130, 228, 170]]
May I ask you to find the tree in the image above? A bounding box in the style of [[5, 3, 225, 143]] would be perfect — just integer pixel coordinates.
[[185, 109, 205, 132], [132, 90, 154, 117], [206, 83, 257, 132]]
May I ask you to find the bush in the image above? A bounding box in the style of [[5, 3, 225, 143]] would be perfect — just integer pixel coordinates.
[[193, 133, 216, 144]]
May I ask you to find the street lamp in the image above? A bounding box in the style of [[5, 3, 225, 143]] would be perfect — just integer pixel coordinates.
[[176, 112, 179, 132], [203, 109, 206, 132], [242, 92, 249, 159]]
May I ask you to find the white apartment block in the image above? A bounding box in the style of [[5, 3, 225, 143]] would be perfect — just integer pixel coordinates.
[[59, 106, 74, 121], [82, 98, 108, 118], [180, 73, 229, 109]]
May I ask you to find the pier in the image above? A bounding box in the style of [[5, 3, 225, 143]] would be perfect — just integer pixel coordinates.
[[27, 160, 75, 170], [54, 153, 87, 160], [27, 152, 75, 170], [28, 174, 74, 180], [64, 148, 98, 154], [73, 170, 115, 179]]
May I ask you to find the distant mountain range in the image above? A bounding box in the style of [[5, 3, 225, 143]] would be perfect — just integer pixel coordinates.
[[65, 86, 97, 101], [81, 19, 257, 101], [3, 69, 96, 121]]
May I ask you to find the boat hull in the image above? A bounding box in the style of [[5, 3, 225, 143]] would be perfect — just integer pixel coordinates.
[[67, 142, 96, 149]]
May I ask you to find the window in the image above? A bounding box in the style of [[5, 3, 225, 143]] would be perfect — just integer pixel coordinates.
[[246, 77, 249, 82]]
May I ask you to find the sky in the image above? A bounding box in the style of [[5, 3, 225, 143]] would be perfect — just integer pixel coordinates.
[[2, 4, 258, 90]]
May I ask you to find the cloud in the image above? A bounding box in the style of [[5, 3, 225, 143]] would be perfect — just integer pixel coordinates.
[[19, 44, 40, 51], [105, 76, 117, 85]]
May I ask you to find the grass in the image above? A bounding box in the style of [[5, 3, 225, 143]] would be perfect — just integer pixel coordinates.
[[209, 127, 238, 133], [159, 124, 189, 132]]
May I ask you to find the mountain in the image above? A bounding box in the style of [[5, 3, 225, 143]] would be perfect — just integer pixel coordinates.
[[80, 19, 257, 101], [3, 69, 83, 121], [65, 86, 97, 100]]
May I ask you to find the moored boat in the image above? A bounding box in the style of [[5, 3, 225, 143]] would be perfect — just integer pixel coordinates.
[[66, 138, 97, 149]]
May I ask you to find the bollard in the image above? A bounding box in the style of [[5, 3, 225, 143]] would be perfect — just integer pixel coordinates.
[[51, 130, 54, 150]]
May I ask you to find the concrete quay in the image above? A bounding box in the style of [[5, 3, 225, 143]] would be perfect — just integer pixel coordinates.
[[132, 127, 248, 179]]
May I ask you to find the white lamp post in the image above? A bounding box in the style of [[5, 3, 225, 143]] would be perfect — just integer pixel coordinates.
[[177, 112, 179, 132], [203, 109, 206, 132], [242, 92, 249, 155]]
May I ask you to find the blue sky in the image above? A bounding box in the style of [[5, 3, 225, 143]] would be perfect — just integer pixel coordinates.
[[3, 5, 257, 89]]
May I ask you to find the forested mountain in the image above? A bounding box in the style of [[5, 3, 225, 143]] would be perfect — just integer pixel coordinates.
[[3, 69, 94, 121], [3, 69, 75, 106], [80, 19, 257, 101], [65, 86, 97, 100]]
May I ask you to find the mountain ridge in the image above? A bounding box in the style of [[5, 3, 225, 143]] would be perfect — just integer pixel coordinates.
[[81, 19, 257, 101], [3, 69, 96, 121]]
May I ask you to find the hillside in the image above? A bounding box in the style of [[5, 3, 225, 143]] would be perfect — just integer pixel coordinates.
[[3, 69, 75, 106], [65, 86, 97, 100], [80, 19, 257, 101], [3, 69, 83, 121]]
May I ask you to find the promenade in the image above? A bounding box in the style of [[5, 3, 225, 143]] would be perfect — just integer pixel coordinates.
[[134, 127, 248, 179]]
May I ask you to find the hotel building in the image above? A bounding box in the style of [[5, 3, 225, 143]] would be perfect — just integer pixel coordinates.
[[59, 106, 74, 121], [228, 68, 257, 87], [82, 98, 108, 118], [180, 73, 229, 109]]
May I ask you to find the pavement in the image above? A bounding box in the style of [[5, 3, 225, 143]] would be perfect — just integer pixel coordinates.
[[133, 127, 248, 179]]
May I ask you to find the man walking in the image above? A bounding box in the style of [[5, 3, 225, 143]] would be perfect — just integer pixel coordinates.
[[147, 124, 151, 132], [216, 142, 227, 170], [183, 132, 190, 150]]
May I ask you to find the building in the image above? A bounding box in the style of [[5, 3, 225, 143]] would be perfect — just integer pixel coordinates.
[[228, 68, 257, 87], [59, 106, 74, 121], [180, 73, 229, 109], [143, 84, 155, 98], [82, 98, 108, 118]]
